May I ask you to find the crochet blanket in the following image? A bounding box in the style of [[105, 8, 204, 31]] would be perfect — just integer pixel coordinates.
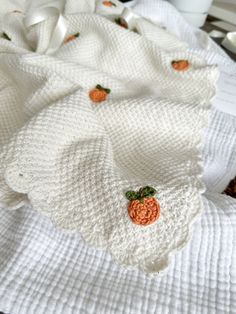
[[0, 0, 236, 313], [0, 0, 219, 273]]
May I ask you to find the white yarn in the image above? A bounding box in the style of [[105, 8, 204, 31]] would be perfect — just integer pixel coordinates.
[[0, 1, 236, 313], [0, 0, 218, 273]]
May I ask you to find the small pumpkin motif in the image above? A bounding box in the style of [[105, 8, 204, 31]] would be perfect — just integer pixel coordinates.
[[115, 17, 128, 29], [172, 60, 190, 71], [89, 85, 111, 103], [125, 186, 160, 226], [64, 32, 80, 44], [103, 1, 117, 7]]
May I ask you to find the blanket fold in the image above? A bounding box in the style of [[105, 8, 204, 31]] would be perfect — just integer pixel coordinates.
[[0, 0, 219, 273]]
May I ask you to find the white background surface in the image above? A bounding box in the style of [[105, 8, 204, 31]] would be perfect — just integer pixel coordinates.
[[0, 0, 236, 313]]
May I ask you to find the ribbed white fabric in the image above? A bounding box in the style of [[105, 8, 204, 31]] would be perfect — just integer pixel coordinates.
[[0, 0, 236, 313], [203, 108, 236, 193], [0, 193, 236, 314]]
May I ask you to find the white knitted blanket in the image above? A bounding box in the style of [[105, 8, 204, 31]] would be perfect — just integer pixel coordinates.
[[0, 0, 236, 313], [0, 0, 219, 273]]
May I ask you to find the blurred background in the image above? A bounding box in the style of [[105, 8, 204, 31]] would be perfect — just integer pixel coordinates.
[[167, 0, 236, 28], [120, 0, 236, 59], [165, 0, 236, 59]]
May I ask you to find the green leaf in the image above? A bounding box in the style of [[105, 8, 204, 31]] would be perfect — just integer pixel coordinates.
[[125, 191, 139, 201], [115, 18, 120, 24], [115, 17, 128, 29], [139, 186, 156, 198], [96, 85, 111, 94], [104, 88, 111, 94], [74, 32, 80, 38], [96, 84, 103, 90], [2, 32, 11, 41]]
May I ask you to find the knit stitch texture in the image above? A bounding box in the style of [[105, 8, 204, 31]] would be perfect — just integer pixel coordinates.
[[0, 0, 218, 273], [1, 0, 236, 313]]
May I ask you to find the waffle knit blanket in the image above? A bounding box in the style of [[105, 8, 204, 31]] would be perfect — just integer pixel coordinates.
[[0, 0, 236, 313]]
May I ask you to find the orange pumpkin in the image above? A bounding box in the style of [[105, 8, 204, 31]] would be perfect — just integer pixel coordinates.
[[115, 17, 128, 29], [103, 1, 116, 7], [64, 32, 80, 44], [89, 85, 111, 103], [126, 186, 160, 226], [172, 60, 190, 71]]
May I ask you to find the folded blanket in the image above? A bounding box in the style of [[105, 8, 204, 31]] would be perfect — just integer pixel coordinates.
[[0, 0, 219, 273], [0, 0, 236, 313]]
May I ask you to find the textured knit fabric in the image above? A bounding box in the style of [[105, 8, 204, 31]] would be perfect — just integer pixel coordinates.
[[0, 0, 218, 273], [0, 0, 236, 313], [0, 192, 236, 314]]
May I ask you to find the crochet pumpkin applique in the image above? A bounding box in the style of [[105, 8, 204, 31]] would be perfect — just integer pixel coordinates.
[[125, 186, 161, 226], [115, 17, 128, 29], [89, 85, 111, 103], [103, 1, 117, 7], [172, 60, 190, 71], [64, 32, 80, 44]]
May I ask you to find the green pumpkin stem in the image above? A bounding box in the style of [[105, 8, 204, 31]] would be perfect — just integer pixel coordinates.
[[125, 191, 139, 201], [2, 32, 11, 41], [139, 186, 156, 198], [104, 88, 111, 94], [125, 186, 156, 201], [115, 18, 120, 24], [96, 85, 111, 94]]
